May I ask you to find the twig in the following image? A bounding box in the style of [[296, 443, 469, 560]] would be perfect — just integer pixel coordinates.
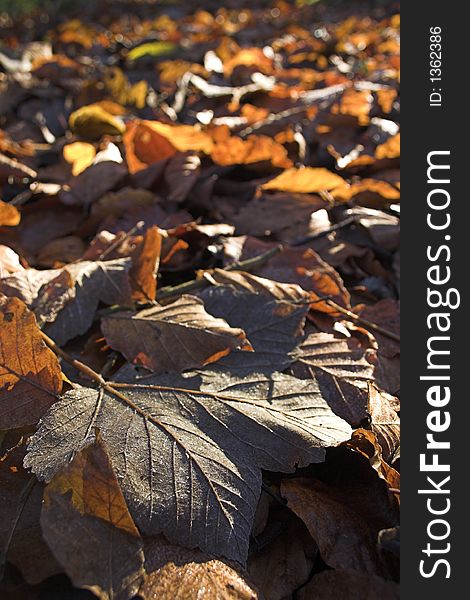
[[291, 215, 358, 247], [156, 244, 283, 300], [321, 297, 400, 343], [97, 221, 145, 261], [239, 83, 347, 137]]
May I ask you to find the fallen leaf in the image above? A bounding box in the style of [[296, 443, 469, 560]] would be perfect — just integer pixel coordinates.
[[355, 299, 400, 357], [367, 384, 400, 462], [130, 226, 162, 303], [297, 569, 399, 600], [0, 296, 62, 429], [36, 235, 86, 268], [123, 121, 176, 174], [25, 371, 352, 563], [69, 105, 126, 140], [343, 429, 400, 496], [127, 41, 178, 62], [140, 537, 259, 600], [63, 141, 96, 176], [0, 200, 21, 227], [281, 474, 393, 576], [60, 160, 127, 206], [41, 437, 145, 600], [210, 133, 292, 168], [1, 259, 133, 345], [224, 48, 273, 76], [290, 332, 375, 425], [261, 167, 346, 194], [375, 133, 400, 159], [254, 246, 351, 314], [102, 294, 253, 373], [136, 120, 213, 154], [334, 179, 400, 207], [205, 269, 310, 303], [198, 285, 308, 373], [0, 438, 61, 584], [248, 521, 315, 600], [232, 192, 326, 239]]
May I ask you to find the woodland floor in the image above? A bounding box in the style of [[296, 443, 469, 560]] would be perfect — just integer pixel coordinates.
[[0, 1, 400, 599]]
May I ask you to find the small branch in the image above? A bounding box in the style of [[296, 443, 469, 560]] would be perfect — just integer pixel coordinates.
[[42, 331, 137, 407], [239, 83, 347, 137], [156, 244, 283, 300], [291, 215, 358, 247], [321, 297, 400, 343], [98, 221, 145, 261]]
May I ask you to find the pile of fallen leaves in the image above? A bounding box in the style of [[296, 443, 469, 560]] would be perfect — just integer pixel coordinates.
[[0, 1, 400, 598]]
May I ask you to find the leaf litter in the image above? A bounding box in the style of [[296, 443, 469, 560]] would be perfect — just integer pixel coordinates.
[[0, 0, 400, 598]]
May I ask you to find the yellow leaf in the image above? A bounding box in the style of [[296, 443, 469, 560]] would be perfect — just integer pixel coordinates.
[[127, 41, 177, 62], [261, 167, 346, 193], [63, 142, 96, 176], [69, 105, 126, 141]]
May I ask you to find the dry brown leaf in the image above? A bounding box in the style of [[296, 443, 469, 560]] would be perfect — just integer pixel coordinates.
[[0, 296, 62, 429], [141, 120, 214, 154], [297, 569, 399, 600], [281, 471, 396, 577], [248, 521, 315, 600], [342, 429, 400, 496], [0, 438, 61, 584], [130, 226, 163, 303], [376, 88, 398, 114], [256, 246, 351, 314], [355, 299, 400, 357], [367, 384, 400, 462], [41, 437, 145, 599], [101, 294, 253, 373], [141, 537, 259, 600], [36, 236, 86, 268], [290, 332, 375, 425]]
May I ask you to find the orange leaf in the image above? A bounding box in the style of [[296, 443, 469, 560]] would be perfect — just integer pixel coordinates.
[[142, 120, 214, 153], [130, 226, 163, 302], [0, 296, 62, 429], [261, 167, 346, 194], [0, 200, 20, 227], [211, 134, 292, 168], [224, 47, 273, 76], [375, 133, 400, 160], [123, 121, 177, 173]]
